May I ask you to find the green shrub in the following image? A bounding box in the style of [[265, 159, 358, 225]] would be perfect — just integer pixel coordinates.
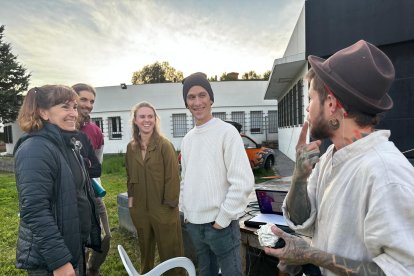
[[102, 153, 126, 175]]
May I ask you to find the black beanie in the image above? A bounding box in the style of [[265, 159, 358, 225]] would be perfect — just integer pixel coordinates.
[[182, 72, 214, 107]]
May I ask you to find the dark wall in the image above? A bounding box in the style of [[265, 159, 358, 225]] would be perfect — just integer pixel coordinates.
[[377, 40, 414, 158], [305, 0, 414, 57], [306, 0, 414, 160]]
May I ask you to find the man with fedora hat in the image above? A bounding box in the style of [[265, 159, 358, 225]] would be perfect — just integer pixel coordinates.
[[264, 40, 414, 275]]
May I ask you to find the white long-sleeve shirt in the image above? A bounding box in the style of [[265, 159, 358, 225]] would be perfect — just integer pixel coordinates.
[[283, 130, 414, 275], [180, 118, 254, 228]]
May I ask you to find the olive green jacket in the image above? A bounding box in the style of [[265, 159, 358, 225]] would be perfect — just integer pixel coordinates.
[[126, 135, 180, 215]]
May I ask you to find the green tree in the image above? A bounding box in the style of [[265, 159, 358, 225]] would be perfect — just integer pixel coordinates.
[[242, 70, 261, 80], [131, 61, 183, 84], [263, 70, 271, 80], [219, 72, 239, 81], [0, 25, 30, 123], [208, 75, 218, 82]]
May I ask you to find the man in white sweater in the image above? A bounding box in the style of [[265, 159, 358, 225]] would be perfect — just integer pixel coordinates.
[[180, 72, 254, 276]]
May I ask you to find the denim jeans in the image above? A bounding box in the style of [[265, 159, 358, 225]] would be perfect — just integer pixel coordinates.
[[186, 220, 242, 276]]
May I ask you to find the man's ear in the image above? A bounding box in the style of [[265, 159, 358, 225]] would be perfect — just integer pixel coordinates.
[[326, 94, 338, 115]]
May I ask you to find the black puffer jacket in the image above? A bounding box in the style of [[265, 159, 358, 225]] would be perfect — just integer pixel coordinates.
[[14, 123, 101, 272]]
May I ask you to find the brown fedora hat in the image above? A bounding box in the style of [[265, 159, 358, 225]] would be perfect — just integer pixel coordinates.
[[308, 40, 395, 114]]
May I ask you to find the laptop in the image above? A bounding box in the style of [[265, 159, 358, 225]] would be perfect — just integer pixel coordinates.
[[243, 188, 292, 231]]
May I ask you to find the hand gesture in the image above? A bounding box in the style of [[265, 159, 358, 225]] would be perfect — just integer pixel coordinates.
[[263, 225, 312, 267], [295, 122, 321, 179]]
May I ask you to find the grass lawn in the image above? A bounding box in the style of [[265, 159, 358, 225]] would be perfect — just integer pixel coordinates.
[[0, 153, 274, 275]]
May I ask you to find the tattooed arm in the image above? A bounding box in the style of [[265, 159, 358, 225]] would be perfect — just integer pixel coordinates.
[[264, 226, 385, 276], [286, 172, 312, 224], [286, 122, 321, 225]]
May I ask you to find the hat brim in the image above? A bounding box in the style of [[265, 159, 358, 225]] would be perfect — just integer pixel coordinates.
[[308, 55, 393, 114]]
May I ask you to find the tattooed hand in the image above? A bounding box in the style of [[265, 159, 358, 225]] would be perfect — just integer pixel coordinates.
[[263, 225, 314, 267], [295, 121, 321, 180], [264, 225, 386, 276]]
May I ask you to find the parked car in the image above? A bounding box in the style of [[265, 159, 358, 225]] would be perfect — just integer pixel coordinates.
[[178, 121, 275, 170], [240, 133, 275, 170]]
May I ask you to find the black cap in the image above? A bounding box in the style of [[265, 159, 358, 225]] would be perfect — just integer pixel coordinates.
[[182, 72, 214, 107]]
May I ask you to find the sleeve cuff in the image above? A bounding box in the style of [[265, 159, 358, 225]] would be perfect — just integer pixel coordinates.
[[282, 201, 317, 237], [215, 211, 232, 228]]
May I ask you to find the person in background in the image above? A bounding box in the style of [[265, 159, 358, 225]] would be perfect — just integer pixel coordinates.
[[264, 40, 414, 275], [14, 85, 101, 276], [72, 83, 110, 276], [126, 101, 184, 276], [180, 72, 254, 276]]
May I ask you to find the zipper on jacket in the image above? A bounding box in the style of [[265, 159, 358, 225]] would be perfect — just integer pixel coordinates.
[[71, 147, 101, 249]]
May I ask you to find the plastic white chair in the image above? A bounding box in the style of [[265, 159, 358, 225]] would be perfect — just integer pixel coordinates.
[[117, 244, 196, 276]]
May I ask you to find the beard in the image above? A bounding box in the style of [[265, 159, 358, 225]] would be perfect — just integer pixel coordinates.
[[309, 110, 333, 140], [79, 108, 91, 117], [78, 112, 91, 125]]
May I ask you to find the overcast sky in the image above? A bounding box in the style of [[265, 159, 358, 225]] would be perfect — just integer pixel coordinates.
[[0, 0, 304, 88]]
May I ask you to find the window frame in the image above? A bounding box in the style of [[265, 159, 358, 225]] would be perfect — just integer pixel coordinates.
[[108, 116, 122, 140], [172, 113, 188, 137], [91, 117, 104, 133], [250, 111, 263, 134]]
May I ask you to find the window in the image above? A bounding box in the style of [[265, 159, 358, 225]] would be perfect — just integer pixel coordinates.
[[250, 111, 263, 134], [241, 136, 257, 149], [108, 116, 122, 139], [91, 117, 104, 133], [288, 89, 293, 126], [284, 97, 287, 127], [212, 112, 226, 121], [172, 113, 187, 137], [293, 84, 298, 125], [268, 110, 278, 133], [231, 111, 245, 133], [298, 79, 304, 124], [4, 125, 13, 143], [277, 79, 304, 127]]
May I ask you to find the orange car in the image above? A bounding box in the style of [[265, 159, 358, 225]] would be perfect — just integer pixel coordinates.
[[241, 133, 275, 170], [178, 121, 275, 170], [226, 120, 275, 170]]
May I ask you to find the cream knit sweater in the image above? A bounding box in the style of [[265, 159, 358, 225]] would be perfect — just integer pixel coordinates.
[[180, 118, 254, 228]]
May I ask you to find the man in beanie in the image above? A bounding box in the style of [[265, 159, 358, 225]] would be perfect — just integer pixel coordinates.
[[264, 40, 414, 275], [180, 72, 254, 276]]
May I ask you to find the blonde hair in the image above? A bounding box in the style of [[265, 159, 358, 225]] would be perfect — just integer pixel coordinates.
[[18, 85, 78, 133], [130, 101, 162, 149]]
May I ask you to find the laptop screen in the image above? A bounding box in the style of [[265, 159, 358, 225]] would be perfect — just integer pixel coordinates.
[[255, 189, 287, 215]]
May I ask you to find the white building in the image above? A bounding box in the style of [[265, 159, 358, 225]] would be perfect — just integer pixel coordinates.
[[265, 6, 308, 161], [4, 80, 278, 154]]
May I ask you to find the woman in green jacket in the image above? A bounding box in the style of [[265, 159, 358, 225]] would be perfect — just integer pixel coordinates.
[[125, 101, 184, 275]]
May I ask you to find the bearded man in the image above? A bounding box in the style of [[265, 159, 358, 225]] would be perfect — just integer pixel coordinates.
[[265, 40, 414, 275]]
